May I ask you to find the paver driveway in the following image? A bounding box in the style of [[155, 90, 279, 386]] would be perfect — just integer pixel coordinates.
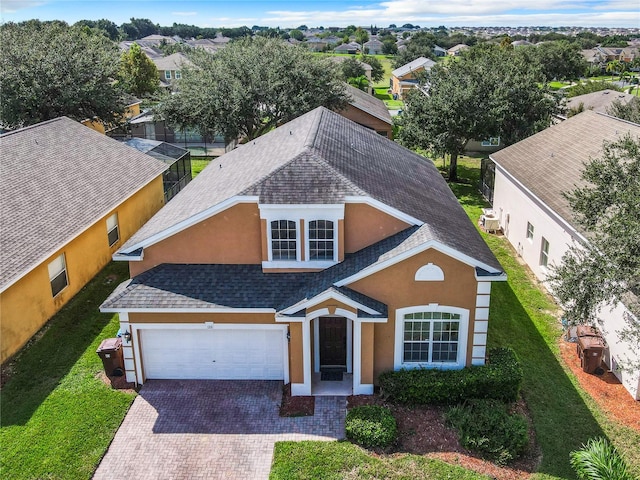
[[93, 380, 346, 480]]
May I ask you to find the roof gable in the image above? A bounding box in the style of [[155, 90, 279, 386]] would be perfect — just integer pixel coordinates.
[[343, 84, 393, 125], [0, 117, 168, 291], [391, 57, 436, 78]]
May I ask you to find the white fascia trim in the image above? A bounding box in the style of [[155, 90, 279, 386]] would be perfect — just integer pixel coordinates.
[[344, 196, 424, 226], [475, 272, 508, 282], [262, 260, 337, 270], [99, 307, 276, 314], [280, 290, 381, 316], [112, 251, 144, 262], [275, 316, 305, 322], [491, 162, 587, 244], [128, 323, 286, 331], [118, 195, 260, 254], [335, 240, 502, 287]]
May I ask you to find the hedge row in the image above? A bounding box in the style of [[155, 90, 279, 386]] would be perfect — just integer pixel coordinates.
[[378, 347, 523, 405]]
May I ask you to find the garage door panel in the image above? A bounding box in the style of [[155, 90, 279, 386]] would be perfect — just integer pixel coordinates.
[[141, 327, 284, 380]]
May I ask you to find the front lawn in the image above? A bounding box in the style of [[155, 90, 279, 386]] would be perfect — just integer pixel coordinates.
[[0, 262, 135, 480], [270, 441, 490, 480], [373, 87, 404, 109]]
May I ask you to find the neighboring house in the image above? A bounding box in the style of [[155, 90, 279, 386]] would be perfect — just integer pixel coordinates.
[[561, 89, 637, 119], [185, 38, 225, 54], [153, 53, 193, 88], [0, 117, 168, 363], [447, 44, 470, 56], [122, 138, 192, 202], [363, 38, 384, 55], [391, 56, 436, 99], [137, 34, 176, 47], [119, 41, 163, 59], [465, 136, 503, 154], [490, 110, 640, 400], [330, 57, 373, 94], [120, 111, 236, 157], [306, 37, 328, 52], [81, 96, 142, 135], [581, 48, 606, 70], [511, 40, 534, 47], [339, 83, 393, 139], [596, 46, 639, 63], [433, 45, 447, 57], [100, 106, 506, 396], [334, 42, 361, 54]]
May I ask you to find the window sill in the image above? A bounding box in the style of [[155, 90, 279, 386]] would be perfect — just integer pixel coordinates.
[[262, 260, 338, 270], [398, 361, 463, 370]]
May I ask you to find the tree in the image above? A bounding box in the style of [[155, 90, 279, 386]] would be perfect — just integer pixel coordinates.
[[607, 97, 640, 124], [532, 41, 588, 81], [158, 37, 349, 142], [360, 55, 385, 83], [289, 29, 304, 41], [348, 75, 370, 91], [0, 21, 125, 129], [548, 135, 640, 370], [382, 39, 398, 55], [340, 56, 365, 80], [566, 80, 622, 97], [119, 43, 159, 97], [392, 31, 436, 68], [397, 44, 558, 181], [355, 27, 369, 45]]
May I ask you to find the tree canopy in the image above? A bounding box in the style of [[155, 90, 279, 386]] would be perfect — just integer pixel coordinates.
[[158, 37, 349, 142], [0, 20, 124, 129], [119, 43, 160, 97], [397, 44, 558, 181], [548, 135, 640, 368]]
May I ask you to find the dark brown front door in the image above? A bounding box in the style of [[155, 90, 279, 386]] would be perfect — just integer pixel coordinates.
[[319, 317, 347, 367]]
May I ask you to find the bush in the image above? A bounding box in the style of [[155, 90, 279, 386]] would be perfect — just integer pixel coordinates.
[[445, 399, 529, 465], [570, 437, 635, 480], [378, 347, 523, 406], [345, 405, 397, 449]]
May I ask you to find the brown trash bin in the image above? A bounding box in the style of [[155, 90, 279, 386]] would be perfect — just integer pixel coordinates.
[[96, 337, 124, 376], [576, 326, 606, 374]]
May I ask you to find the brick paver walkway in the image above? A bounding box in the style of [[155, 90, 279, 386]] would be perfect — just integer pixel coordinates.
[[93, 380, 346, 480]]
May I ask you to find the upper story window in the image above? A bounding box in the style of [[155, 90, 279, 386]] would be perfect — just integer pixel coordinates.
[[260, 205, 343, 269], [164, 71, 171, 80], [48, 253, 68, 297], [107, 213, 120, 247], [308, 220, 334, 260], [175, 70, 181, 79], [540, 237, 550, 267], [271, 220, 298, 260]]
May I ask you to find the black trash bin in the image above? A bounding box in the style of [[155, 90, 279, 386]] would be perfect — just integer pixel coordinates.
[[96, 337, 124, 376]]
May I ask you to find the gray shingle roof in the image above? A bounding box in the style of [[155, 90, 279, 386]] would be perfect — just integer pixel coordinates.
[[490, 110, 640, 235], [343, 84, 392, 125], [120, 107, 501, 271], [0, 117, 168, 291], [565, 90, 636, 115], [153, 53, 192, 71], [391, 57, 436, 78]]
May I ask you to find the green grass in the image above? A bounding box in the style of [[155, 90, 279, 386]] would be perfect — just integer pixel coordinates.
[[373, 87, 404, 109], [0, 262, 135, 480], [190, 157, 213, 176], [270, 441, 491, 480], [448, 156, 640, 479]]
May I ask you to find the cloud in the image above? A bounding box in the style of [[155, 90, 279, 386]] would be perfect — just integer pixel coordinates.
[[171, 11, 198, 17], [1, 0, 46, 14]]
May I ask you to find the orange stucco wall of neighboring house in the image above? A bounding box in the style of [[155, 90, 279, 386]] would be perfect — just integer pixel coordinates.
[[344, 203, 411, 254], [129, 203, 263, 277], [348, 248, 478, 381], [338, 106, 393, 139], [0, 176, 164, 363], [391, 72, 421, 100], [81, 103, 142, 135]]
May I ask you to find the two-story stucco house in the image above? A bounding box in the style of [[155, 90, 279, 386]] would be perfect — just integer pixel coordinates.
[[0, 118, 168, 362], [100, 107, 505, 396]]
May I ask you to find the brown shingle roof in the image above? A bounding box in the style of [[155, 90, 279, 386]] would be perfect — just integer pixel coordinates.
[[0, 117, 168, 291], [343, 84, 392, 125], [490, 110, 640, 235]]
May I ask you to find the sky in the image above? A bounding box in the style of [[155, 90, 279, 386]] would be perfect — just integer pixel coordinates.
[[1, 0, 639, 29]]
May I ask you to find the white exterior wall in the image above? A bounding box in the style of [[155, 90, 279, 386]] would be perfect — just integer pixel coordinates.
[[493, 166, 640, 400]]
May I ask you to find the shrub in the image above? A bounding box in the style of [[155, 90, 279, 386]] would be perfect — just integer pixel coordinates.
[[345, 405, 397, 449], [445, 399, 529, 465], [378, 347, 523, 406], [570, 437, 635, 480]]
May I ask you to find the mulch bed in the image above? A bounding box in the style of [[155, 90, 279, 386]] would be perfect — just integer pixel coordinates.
[[559, 337, 640, 432], [96, 371, 137, 394], [347, 395, 541, 480], [279, 383, 315, 417]]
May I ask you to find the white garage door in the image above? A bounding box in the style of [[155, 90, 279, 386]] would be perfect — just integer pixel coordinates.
[[141, 327, 285, 380]]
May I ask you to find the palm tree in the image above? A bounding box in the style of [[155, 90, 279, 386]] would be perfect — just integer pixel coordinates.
[[606, 60, 622, 81], [348, 75, 370, 91]]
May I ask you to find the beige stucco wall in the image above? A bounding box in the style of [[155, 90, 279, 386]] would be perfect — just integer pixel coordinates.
[[0, 177, 165, 363], [338, 106, 393, 139], [349, 248, 478, 380]]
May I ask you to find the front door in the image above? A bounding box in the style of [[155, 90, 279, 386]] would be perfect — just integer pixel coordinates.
[[319, 317, 347, 368]]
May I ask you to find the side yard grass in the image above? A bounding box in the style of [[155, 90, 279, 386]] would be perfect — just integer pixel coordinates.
[[0, 261, 135, 480]]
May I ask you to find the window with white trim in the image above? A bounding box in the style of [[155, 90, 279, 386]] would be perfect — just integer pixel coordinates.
[[526, 222, 534, 241], [481, 137, 500, 147], [403, 311, 461, 363], [175, 70, 181, 79], [106, 213, 119, 247], [540, 237, 550, 267], [308, 220, 334, 260], [164, 70, 171, 80], [48, 254, 68, 297], [395, 306, 469, 369], [270, 220, 297, 260]]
